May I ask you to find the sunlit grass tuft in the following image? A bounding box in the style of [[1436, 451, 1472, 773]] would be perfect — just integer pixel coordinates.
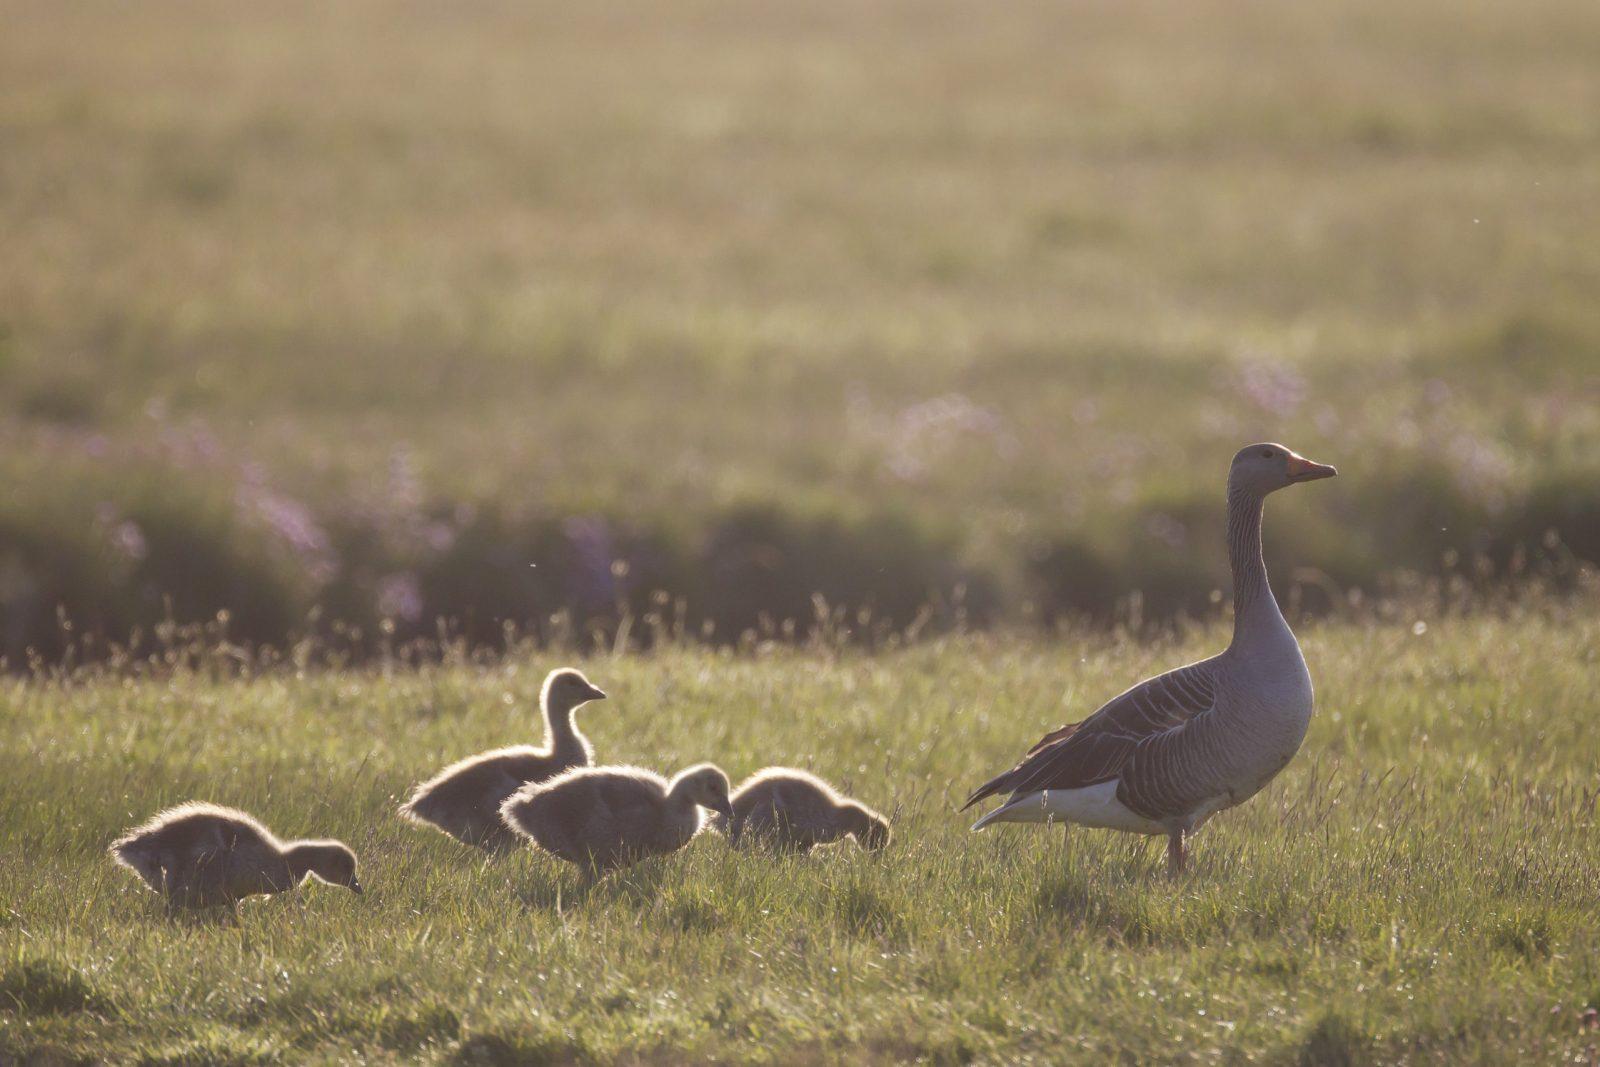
[[3, 0, 1600, 659], [1, 610, 1597, 1061]]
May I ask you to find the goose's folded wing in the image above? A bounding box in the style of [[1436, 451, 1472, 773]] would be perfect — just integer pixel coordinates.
[[508, 776, 598, 854], [962, 659, 1218, 809]]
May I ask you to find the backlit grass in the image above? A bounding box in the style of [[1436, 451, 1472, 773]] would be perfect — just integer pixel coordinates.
[[2, 608, 1597, 1062]]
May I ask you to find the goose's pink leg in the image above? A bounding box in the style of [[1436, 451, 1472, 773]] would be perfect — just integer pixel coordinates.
[[1166, 830, 1187, 877]]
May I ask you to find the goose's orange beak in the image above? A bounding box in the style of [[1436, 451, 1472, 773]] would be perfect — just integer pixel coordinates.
[[1286, 453, 1337, 481]]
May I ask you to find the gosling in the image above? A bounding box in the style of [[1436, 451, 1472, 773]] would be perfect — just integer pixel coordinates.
[[399, 667, 607, 852], [718, 767, 891, 854], [109, 802, 362, 909], [500, 763, 733, 877]]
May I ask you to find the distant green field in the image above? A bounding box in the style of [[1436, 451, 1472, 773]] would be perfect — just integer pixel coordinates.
[[2, 610, 1597, 1063], [2, 0, 1599, 656], [4, 5, 1597, 1063]]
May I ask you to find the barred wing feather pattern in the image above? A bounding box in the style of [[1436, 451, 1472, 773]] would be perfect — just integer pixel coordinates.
[[961, 659, 1219, 817]]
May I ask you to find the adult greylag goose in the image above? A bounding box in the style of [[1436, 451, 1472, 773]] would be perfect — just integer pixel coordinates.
[[963, 443, 1336, 875], [399, 668, 606, 852], [500, 763, 733, 877], [716, 768, 891, 853], [110, 802, 362, 909]]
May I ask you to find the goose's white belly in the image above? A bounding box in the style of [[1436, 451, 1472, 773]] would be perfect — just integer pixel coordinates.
[[972, 781, 1165, 835]]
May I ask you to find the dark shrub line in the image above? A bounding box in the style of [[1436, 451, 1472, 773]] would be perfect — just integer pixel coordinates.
[[1, 472, 1596, 666]]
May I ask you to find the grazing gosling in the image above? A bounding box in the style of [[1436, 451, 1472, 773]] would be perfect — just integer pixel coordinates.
[[399, 667, 607, 852], [718, 768, 891, 854], [110, 802, 361, 909], [501, 763, 733, 877]]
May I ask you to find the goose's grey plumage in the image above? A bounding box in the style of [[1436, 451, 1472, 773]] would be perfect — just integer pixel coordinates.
[[716, 768, 890, 853], [110, 802, 362, 908], [964, 443, 1336, 874], [399, 668, 606, 852], [501, 763, 732, 876]]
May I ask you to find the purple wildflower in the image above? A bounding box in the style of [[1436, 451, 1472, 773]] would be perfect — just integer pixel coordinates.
[[388, 449, 423, 513], [111, 521, 148, 562], [885, 393, 1014, 482], [376, 572, 425, 622], [1144, 513, 1188, 550], [236, 485, 336, 584], [563, 515, 621, 609], [1234, 356, 1306, 416]]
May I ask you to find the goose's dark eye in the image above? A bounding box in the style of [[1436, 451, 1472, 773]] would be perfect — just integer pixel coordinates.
[[1260, 450, 1273, 459]]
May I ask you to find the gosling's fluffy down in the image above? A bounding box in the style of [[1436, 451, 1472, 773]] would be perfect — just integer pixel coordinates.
[[716, 768, 891, 853], [109, 802, 361, 909], [500, 763, 733, 876], [399, 668, 606, 852]]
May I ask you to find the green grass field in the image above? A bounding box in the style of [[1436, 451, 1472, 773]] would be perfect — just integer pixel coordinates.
[[4, 1, 1600, 1062], [3, 609, 1597, 1064]]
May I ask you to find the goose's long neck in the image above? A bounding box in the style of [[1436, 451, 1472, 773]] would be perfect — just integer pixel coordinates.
[[544, 699, 588, 762], [665, 780, 705, 826], [1227, 485, 1280, 646], [284, 841, 337, 884]]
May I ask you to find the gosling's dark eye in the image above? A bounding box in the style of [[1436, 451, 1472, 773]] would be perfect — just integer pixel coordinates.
[[1261, 450, 1273, 459]]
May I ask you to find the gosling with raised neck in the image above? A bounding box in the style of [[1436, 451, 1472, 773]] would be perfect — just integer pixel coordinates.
[[400, 668, 606, 852]]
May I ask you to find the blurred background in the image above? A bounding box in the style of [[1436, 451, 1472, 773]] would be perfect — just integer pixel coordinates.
[[2, 0, 1597, 661]]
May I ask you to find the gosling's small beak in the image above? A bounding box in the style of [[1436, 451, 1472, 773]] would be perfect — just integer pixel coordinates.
[[712, 799, 734, 818], [1285, 454, 1337, 481], [349, 880, 364, 895], [585, 685, 607, 702]]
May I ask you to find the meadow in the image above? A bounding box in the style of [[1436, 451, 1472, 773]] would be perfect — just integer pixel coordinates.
[[3, 0, 1600, 657], [2, 608, 1598, 1064], [3, 1, 1600, 1062]]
